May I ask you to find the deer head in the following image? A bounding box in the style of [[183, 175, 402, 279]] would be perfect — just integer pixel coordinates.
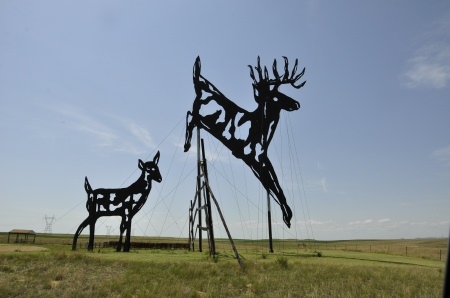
[[248, 57, 305, 110], [138, 151, 162, 183]]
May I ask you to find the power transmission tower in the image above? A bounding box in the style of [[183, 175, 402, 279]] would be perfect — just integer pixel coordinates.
[[43, 215, 56, 234], [106, 225, 112, 237]]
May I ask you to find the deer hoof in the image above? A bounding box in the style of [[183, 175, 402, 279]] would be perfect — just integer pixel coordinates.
[[283, 216, 291, 228]]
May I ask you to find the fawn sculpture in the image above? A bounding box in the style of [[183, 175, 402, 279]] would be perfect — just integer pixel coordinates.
[[72, 151, 162, 252], [184, 57, 306, 228]]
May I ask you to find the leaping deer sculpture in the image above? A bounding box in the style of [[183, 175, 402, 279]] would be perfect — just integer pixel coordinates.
[[72, 151, 162, 252], [184, 57, 306, 228]]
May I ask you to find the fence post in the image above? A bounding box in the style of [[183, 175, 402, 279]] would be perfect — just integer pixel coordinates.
[[406, 246, 407, 256]]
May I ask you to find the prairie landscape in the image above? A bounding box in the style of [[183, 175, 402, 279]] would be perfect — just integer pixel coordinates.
[[0, 233, 447, 297]]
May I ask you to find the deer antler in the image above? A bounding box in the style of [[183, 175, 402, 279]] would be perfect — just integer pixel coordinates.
[[248, 56, 270, 84], [272, 56, 306, 89], [249, 57, 306, 89]]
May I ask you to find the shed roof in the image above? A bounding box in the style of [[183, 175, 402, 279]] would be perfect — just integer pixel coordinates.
[[8, 229, 36, 235]]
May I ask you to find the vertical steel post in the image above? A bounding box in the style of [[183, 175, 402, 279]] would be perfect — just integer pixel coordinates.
[[443, 229, 450, 296], [267, 190, 274, 253], [197, 127, 202, 252], [201, 139, 215, 256], [188, 200, 192, 251]]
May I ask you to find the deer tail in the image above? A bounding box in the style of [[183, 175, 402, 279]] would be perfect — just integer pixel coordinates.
[[193, 56, 201, 83]]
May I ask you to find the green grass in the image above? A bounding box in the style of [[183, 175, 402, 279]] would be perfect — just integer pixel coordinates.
[[0, 234, 447, 297]]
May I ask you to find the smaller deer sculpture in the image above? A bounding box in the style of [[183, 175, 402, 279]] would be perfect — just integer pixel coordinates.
[[72, 151, 162, 252]]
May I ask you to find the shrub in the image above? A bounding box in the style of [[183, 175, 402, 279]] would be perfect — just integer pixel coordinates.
[[275, 256, 288, 269]]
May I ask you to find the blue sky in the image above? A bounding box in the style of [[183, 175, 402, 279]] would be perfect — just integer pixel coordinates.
[[1, 1, 449, 241]]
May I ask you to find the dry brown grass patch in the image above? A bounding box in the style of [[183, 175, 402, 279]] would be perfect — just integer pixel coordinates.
[[0, 244, 48, 252]]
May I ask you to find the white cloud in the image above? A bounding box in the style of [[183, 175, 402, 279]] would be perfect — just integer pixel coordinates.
[[346, 219, 449, 229], [321, 177, 328, 193], [288, 218, 449, 240], [348, 219, 373, 225], [75, 123, 119, 148], [410, 220, 449, 227], [306, 176, 329, 193], [296, 219, 332, 226], [404, 51, 450, 89], [48, 103, 154, 155], [402, 16, 450, 89], [128, 122, 155, 148], [50, 103, 119, 147], [433, 145, 450, 166], [310, 220, 332, 226], [377, 218, 392, 224]]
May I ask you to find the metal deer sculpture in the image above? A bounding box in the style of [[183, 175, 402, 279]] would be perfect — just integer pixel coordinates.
[[72, 151, 162, 252], [184, 57, 306, 228]]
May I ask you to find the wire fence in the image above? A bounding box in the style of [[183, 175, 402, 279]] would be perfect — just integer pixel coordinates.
[[309, 243, 447, 261], [0, 233, 447, 262]]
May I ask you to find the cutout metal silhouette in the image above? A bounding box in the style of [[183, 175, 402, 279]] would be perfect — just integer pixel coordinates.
[[72, 151, 162, 252], [184, 57, 306, 228]]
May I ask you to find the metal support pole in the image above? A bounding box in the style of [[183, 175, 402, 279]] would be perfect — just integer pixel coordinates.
[[443, 228, 450, 296], [267, 190, 274, 253], [197, 127, 202, 252], [206, 184, 244, 271], [201, 138, 215, 257], [188, 200, 192, 251]]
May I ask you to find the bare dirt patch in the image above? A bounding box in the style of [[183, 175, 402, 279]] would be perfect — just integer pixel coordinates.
[[0, 244, 48, 252]]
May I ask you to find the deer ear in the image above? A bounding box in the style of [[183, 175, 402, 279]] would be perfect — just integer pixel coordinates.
[[153, 151, 160, 165], [138, 159, 144, 170]]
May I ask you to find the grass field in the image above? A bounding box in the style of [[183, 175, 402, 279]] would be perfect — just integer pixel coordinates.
[[0, 233, 447, 297]]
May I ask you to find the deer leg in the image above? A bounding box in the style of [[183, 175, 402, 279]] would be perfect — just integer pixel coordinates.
[[87, 217, 97, 251], [72, 217, 90, 251], [117, 216, 126, 252], [184, 111, 195, 152], [276, 190, 293, 228], [251, 158, 293, 228], [264, 163, 292, 228], [124, 217, 132, 252]]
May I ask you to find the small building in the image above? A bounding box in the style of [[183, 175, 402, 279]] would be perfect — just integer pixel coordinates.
[[8, 229, 36, 244]]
